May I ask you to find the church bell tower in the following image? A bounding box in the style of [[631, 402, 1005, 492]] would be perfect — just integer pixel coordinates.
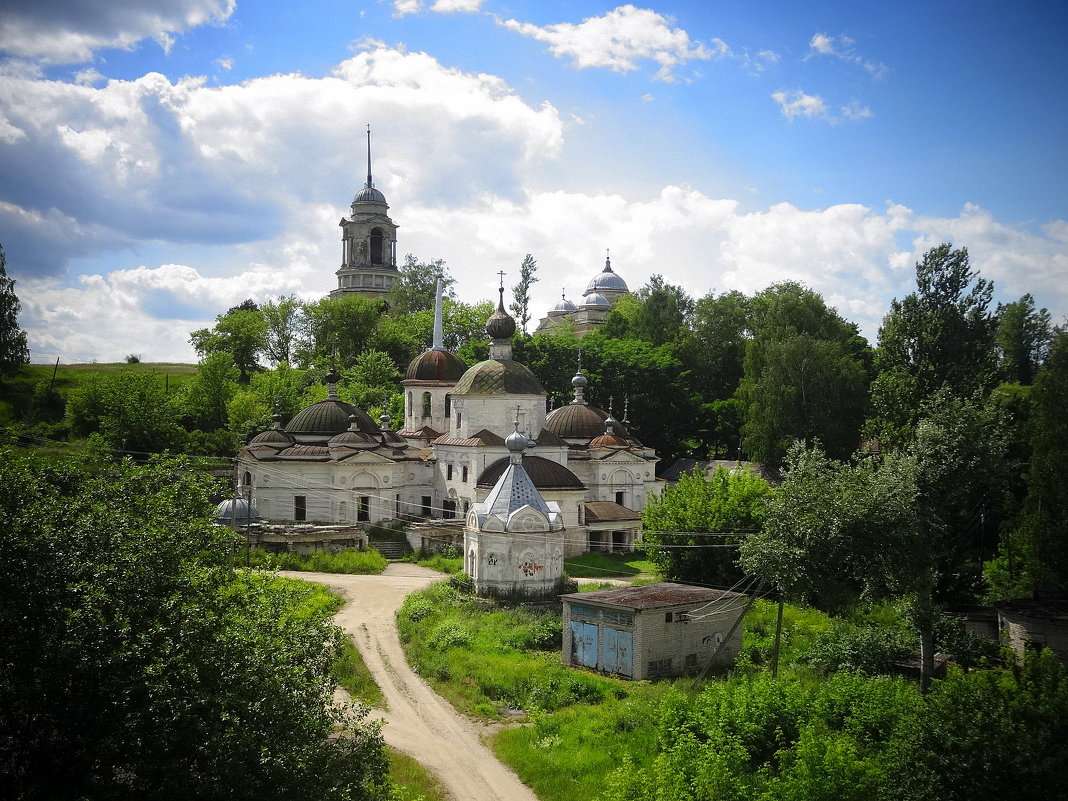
[[331, 126, 399, 301]]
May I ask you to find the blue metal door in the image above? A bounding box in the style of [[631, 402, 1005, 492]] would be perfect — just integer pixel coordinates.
[[602, 627, 633, 676], [570, 621, 599, 668]]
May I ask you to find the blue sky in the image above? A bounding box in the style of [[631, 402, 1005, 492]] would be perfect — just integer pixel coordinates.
[[1, 0, 1065, 363]]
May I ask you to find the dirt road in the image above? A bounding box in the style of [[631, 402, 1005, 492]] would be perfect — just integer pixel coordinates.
[[291, 565, 541, 801]]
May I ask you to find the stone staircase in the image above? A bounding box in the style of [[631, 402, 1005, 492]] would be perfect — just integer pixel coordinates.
[[372, 539, 414, 561]]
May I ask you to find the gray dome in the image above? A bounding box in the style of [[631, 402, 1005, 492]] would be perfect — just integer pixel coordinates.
[[216, 497, 258, 525], [285, 399, 380, 437], [583, 292, 610, 308], [453, 359, 546, 396], [478, 455, 584, 489], [584, 255, 629, 294], [353, 185, 387, 204], [552, 295, 578, 313]]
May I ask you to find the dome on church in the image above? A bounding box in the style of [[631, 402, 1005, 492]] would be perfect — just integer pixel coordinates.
[[249, 426, 295, 447], [353, 185, 387, 204], [584, 256, 629, 294], [544, 403, 609, 439], [552, 295, 578, 313], [583, 291, 610, 308], [452, 359, 546, 396], [286, 398, 380, 437], [478, 455, 584, 489], [405, 348, 467, 382]]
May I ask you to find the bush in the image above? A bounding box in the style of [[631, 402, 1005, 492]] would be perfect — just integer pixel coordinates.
[[247, 547, 387, 575], [807, 620, 914, 676]]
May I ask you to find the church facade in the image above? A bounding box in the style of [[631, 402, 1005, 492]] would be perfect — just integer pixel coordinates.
[[235, 138, 661, 559]]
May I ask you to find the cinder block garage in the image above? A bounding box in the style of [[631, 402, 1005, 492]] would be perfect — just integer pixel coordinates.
[[560, 583, 747, 680]]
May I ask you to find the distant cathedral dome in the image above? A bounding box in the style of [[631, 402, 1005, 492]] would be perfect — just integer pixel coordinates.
[[582, 291, 610, 308], [551, 294, 578, 313], [584, 255, 629, 294], [286, 399, 379, 437]]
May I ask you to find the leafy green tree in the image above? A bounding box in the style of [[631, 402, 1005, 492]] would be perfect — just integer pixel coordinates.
[[341, 349, 402, 416], [686, 289, 750, 401], [0, 243, 29, 379], [297, 294, 383, 369], [0, 451, 390, 800], [180, 351, 239, 432], [743, 392, 1008, 690], [261, 294, 303, 365], [737, 282, 870, 467], [995, 293, 1052, 385], [190, 301, 268, 384], [643, 466, 770, 585], [986, 330, 1068, 599], [66, 371, 185, 454], [869, 244, 997, 444], [633, 274, 694, 346], [387, 254, 453, 315], [509, 253, 539, 334]]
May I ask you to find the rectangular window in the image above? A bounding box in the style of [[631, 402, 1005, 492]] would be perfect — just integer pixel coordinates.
[[358, 496, 370, 522], [665, 612, 673, 623], [442, 499, 456, 519], [447, 464, 454, 480], [647, 658, 673, 676], [615, 491, 625, 506], [685, 653, 698, 669], [421, 496, 432, 517], [569, 604, 601, 620], [294, 495, 306, 522], [462, 465, 469, 482], [602, 609, 634, 626]]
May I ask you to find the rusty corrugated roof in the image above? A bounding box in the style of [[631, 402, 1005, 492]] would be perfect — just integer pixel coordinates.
[[561, 582, 746, 609]]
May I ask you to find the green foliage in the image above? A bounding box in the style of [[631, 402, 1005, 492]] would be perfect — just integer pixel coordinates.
[[247, 547, 388, 575], [387, 255, 454, 316], [737, 282, 870, 466], [563, 550, 657, 578], [66, 370, 186, 454], [509, 253, 538, 333], [261, 294, 302, 365], [396, 583, 620, 718], [807, 621, 915, 676], [996, 293, 1052, 385], [333, 632, 386, 707], [298, 294, 385, 368], [179, 351, 239, 431], [643, 466, 769, 585], [869, 243, 997, 445], [0, 243, 29, 379], [191, 303, 268, 383], [387, 748, 449, 801], [0, 451, 390, 800]]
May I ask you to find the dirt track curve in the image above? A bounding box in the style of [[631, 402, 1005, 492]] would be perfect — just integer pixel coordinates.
[[288, 565, 541, 801]]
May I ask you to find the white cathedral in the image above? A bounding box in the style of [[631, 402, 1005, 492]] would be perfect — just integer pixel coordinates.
[[236, 135, 661, 592]]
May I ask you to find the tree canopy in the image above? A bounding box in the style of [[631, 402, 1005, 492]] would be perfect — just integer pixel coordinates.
[[0, 243, 29, 379], [0, 452, 390, 800]]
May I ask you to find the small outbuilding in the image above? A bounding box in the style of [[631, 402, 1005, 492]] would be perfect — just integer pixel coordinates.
[[560, 583, 747, 680]]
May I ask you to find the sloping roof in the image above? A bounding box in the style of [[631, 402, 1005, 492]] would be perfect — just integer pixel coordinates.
[[560, 582, 746, 610], [480, 461, 555, 521], [432, 428, 506, 447], [584, 501, 641, 523]]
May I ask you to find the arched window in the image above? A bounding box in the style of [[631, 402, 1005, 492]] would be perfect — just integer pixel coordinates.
[[243, 471, 252, 489], [370, 228, 384, 264], [422, 392, 432, 418]]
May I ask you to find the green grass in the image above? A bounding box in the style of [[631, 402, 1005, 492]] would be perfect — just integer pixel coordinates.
[[388, 749, 449, 801], [563, 550, 657, 578], [247, 547, 388, 574], [413, 553, 463, 574], [333, 631, 386, 707]]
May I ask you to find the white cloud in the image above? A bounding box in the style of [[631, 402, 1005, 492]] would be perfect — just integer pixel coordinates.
[[498, 5, 723, 82], [392, 0, 423, 17], [431, 0, 484, 12], [214, 56, 233, 71], [0, 0, 236, 64], [771, 89, 828, 120], [808, 32, 888, 79]]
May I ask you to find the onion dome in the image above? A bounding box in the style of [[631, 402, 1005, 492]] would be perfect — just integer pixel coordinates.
[[583, 291, 610, 308], [286, 399, 379, 437], [478, 454, 584, 489], [249, 414, 295, 447], [486, 284, 516, 339], [584, 254, 629, 294], [404, 348, 467, 382], [590, 416, 629, 448], [452, 358, 545, 396], [572, 371, 588, 388]]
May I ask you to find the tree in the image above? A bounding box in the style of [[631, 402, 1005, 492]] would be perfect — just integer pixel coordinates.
[[509, 253, 539, 334], [386, 255, 453, 315], [297, 294, 383, 369], [687, 289, 750, 401], [66, 371, 186, 454], [0, 452, 390, 800], [0, 243, 29, 379], [341, 349, 402, 417], [633, 275, 694, 346], [869, 244, 997, 444], [742, 392, 1009, 690], [736, 282, 870, 467], [190, 303, 267, 384], [180, 352, 240, 432], [643, 466, 770, 586], [261, 295, 303, 365], [995, 293, 1052, 385]]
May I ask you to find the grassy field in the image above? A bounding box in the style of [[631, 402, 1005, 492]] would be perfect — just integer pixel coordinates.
[[388, 749, 449, 801], [563, 550, 658, 579], [247, 547, 388, 575]]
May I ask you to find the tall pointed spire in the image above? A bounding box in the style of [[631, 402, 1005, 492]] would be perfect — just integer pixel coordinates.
[[432, 277, 444, 351], [365, 123, 373, 189]]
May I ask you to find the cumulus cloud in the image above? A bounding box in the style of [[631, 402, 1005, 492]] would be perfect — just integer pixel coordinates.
[[498, 4, 725, 82], [0, 0, 236, 64], [808, 32, 888, 79]]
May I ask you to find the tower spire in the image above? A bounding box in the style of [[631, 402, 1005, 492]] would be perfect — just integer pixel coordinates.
[[365, 123, 373, 189], [432, 277, 444, 350]]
